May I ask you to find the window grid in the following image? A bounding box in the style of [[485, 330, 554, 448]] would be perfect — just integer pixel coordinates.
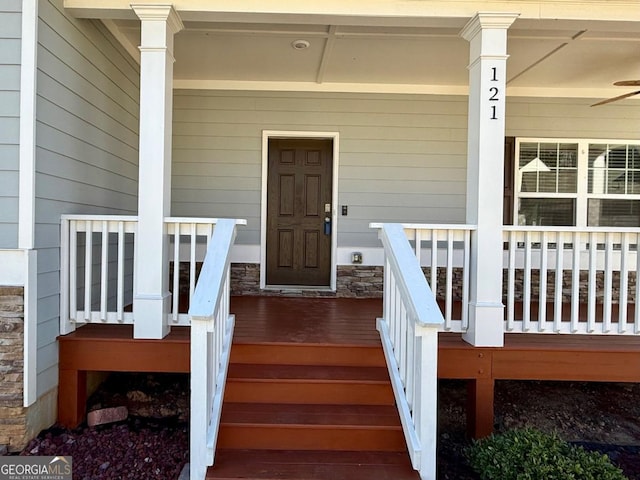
[[515, 139, 640, 228]]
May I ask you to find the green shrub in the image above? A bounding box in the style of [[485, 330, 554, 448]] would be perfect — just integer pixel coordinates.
[[467, 427, 627, 480]]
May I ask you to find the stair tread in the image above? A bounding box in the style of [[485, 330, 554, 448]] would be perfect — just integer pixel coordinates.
[[230, 343, 385, 367], [221, 403, 402, 427], [227, 363, 389, 382], [207, 449, 420, 480]]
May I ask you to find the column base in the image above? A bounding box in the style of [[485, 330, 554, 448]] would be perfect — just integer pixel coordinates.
[[463, 301, 504, 347], [133, 292, 172, 339]]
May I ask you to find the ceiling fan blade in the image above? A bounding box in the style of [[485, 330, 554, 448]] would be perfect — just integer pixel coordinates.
[[591, 90, 640, 107], [614, 80, 640, 87]]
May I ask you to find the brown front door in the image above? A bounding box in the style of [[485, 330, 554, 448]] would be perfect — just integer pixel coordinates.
[[266, 138, 333, 286]]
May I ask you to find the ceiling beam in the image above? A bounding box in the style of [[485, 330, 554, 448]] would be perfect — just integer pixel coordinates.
[[316, 25, 337, 84]]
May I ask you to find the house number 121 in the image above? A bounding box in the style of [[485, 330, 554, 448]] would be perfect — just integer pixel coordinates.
[[489, 66, 499, 120]]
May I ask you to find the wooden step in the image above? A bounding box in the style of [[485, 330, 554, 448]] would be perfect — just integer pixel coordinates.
[[206, 450, 421, 480], [218, 403, 406, 451], [224, 364, 394, 405], [230, 342, 386, 367]]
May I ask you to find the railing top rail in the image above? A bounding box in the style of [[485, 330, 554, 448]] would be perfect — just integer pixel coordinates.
[[370, 222, 477, 231], [61, 214, 138, 222], [165, 217, 247, 226], [503, 225, 640, 234], [189, 218, 241, 321], [373, 223, 444, 328]]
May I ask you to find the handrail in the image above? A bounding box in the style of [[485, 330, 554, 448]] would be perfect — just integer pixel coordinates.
[[372, 222, 475, 332], [377, 224, 444, 328], [189, 218, 245, 480], [371, 223, 443, 480]]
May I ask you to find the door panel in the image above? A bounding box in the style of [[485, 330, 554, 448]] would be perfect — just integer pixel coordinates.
[[267, 139, 332, 286]]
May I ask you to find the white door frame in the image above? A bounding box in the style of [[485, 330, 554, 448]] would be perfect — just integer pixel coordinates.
[[260, 130, 340, 291]]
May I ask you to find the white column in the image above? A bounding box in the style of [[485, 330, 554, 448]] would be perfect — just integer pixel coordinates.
[[132, 4, 183, 339], [460, 12, 518, 347]]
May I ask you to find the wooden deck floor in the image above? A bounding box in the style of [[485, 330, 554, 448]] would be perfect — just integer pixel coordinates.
[[231, 296, 382, 345], [58, 295, 640, 438]]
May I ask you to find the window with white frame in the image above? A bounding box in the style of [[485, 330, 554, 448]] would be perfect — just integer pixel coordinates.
[[515, 139, 640, 227]]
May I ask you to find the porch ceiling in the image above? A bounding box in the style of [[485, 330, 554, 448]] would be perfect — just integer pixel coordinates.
[[72, 2, 640, 100]]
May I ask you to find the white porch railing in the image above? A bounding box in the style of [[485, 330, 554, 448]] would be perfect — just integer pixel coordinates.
[[371, 223, 475, 333], [371, 223, 444, 480], [59, 215, 240, 334], [189, 218, 239, 480], [60, 215, 138, 334], [503, 227, 640, 335]]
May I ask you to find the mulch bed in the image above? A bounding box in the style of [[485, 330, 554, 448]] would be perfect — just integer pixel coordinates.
[[13, 374, 640, 479]]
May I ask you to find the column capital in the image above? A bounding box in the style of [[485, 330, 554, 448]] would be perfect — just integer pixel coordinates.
[[460, 12, 519, 42], [131, 4, 184, 34]]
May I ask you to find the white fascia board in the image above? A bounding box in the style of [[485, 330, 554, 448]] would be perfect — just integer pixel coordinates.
[[64, 1, 640, 23]]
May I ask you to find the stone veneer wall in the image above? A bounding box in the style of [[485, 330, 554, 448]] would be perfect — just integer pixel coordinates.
[[0, 287, 27, 451], [230, 263, 384, 298], [504, 270, 637, 304]]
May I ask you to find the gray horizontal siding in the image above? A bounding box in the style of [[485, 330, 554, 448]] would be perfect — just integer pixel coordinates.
[[506, 97, 640, 139], [172, 90, 469, 248], [35, 0, 140, 399], [173, 90, 640, 251], [0, 4, 22, 249]]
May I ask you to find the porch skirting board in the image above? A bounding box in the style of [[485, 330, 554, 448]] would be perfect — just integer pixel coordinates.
[[439, 332, 640, 438]]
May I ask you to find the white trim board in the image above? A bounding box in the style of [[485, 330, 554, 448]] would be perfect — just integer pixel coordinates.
[[18, 0, 38, 249], [260, 131, 340, 291]]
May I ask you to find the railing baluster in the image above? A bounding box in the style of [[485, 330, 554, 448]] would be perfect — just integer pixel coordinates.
[[117, 221, 124, 322], [587, 232, 597, 333], [69, 220, 78, 324], [635, 231, 640, 334], [538, 231, 548, 332], [84, 220, 93, 322], [523, 231, 532, 332], [399, 303, 407, 386], [190, 223, 197, 303], [430, 229, 437, 295], [619, 234, 629, 333], [394, 277, 402, 366], [100, 221, 108, 322], [570, 231, 580, 333], [603, 232, 613, 333], [445, 230, 453, 330], [414, 229, 421, 266], [172, 222, 180, 323], [553, 232, 564, 332], [506, 230, 516, 331], [405, 319, 415, 409]]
